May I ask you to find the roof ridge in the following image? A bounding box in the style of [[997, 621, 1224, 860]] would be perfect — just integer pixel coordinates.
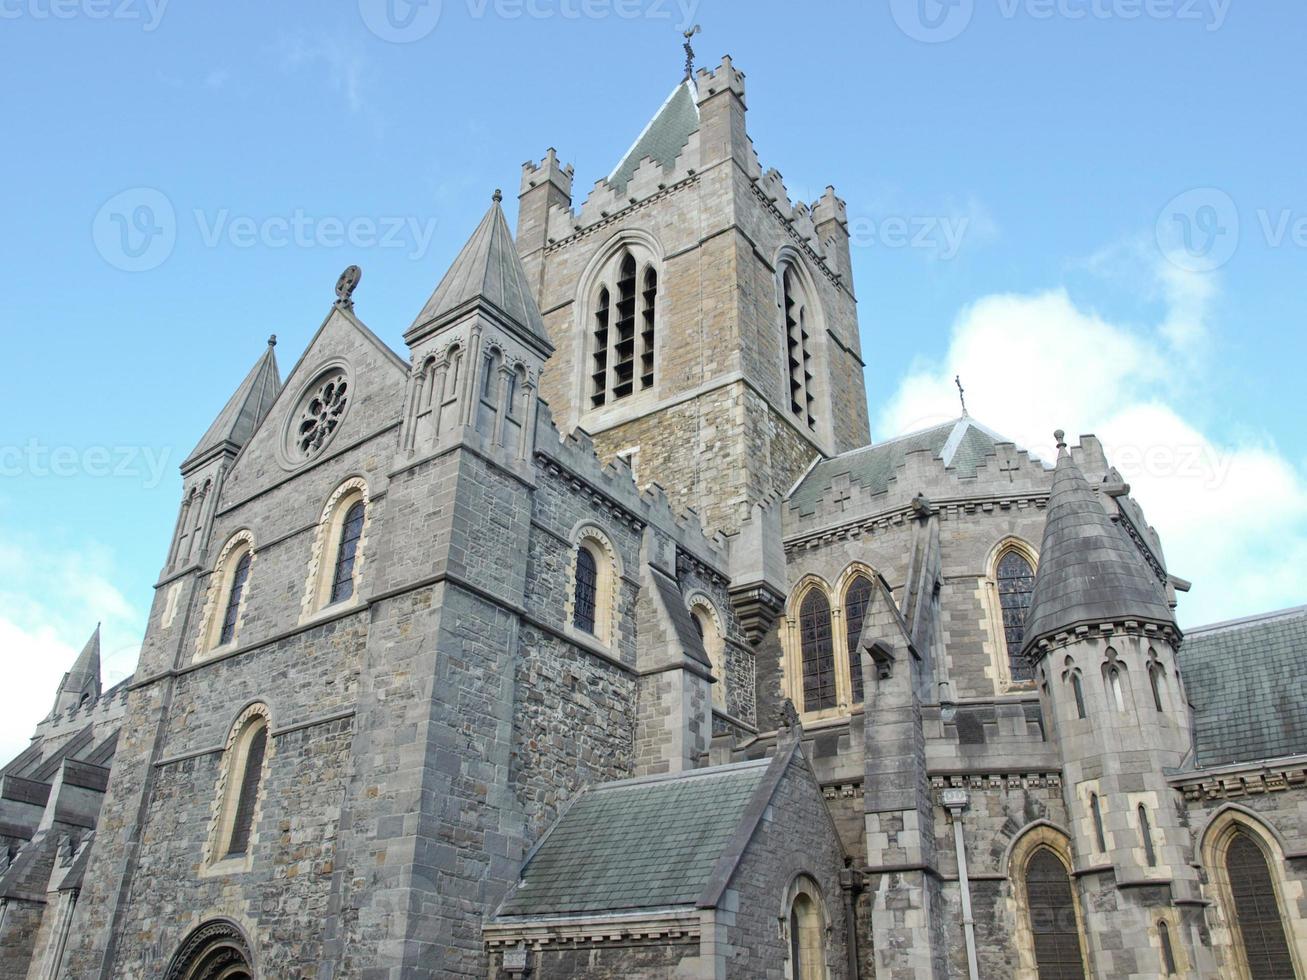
[[589, 757, 770, 793], [1187, 604, 1307, 636]]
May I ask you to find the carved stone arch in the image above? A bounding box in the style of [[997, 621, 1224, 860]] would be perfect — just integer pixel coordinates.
[[564, 521, 624, 649], [686, 591, 728, 709], [982, 535, 1040, 694], [1198, 805, 1307, 979], [571, 228, 666, 424], [783, 575, 842, 721], [164, 919, 255, 980], [195, 529, 257, 659], [1004, 821, 1091, 980], [778, 870, 833, 980]]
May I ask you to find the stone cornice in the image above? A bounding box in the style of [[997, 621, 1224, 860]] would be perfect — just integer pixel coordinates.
[[1169, 755, 1307, 802], [483, 908, 702, 950], [1026, 619, 1181, 663]]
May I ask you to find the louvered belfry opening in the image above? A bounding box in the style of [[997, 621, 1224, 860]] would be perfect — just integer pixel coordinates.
[[1227, 831, 1296, 979], [799, 589, 836, 712], [783, 267, 815, 431], [1026, 848, 1085, 980]]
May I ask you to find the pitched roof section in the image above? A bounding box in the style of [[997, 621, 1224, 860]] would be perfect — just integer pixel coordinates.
[[788, 417, 1025, 515], [607, 80, 699, 192], [496, 758, 772, 918], [410, 195, 552, 349], [182, 339, 281, 472], [1180, 606, 1307, 768], [1022, 433, 1176, 655]]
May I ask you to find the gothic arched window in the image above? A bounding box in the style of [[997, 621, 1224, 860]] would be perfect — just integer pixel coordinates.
[[641, 267, 657, 389], [1026, 848, 1086, 979], [691, 603, 726, 711], [214, 710, 271, 863], [219, 552, 252, 648], [1090, 793, 1107, 853], [1071, 672, 1087, 719], [782, 265, 815, 431], [843, 575, 873, 705], [226, 722, 267, 857], [1139, 805, 1158, 867], [590, 287, 610, 407], [1226, 830, 1296, 978], [799, 589, 836, 713], [1108, 666, 1127, 713], [1158, 920, 1178, 975], [330, 500, 366, 604], [573, 545, 599, 635], [997, 549, 1036, 682], [587, 244, 659, 408]]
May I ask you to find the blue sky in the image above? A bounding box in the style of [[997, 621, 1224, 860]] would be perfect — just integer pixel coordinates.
[[2, 0, 1304, 757]]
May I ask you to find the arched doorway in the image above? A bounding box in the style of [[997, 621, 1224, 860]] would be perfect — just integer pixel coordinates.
[[164, 920, 254, 980]]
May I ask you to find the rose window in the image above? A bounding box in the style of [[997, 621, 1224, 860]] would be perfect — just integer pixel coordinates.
[[293, 372, 350, 460]]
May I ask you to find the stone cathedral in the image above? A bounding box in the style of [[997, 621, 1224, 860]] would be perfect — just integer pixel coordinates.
[[4, 54, 1307, 980]]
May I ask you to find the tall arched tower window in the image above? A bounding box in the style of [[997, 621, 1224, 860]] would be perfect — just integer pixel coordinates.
[[226, 721, 267, 857], [219, 553, 252, 647], [799, 589, 836, 713], [585, 243, 659, 409], [573, 546, 598, 635], [1226, 830, 1296, 977], [1026, 848, 1086, 979], [996, 549, 1036, 682], [330, 500, 366, 604], [843, 575, 873, 705], [207, 705, 273, 869], [782, 265, 816, 431]]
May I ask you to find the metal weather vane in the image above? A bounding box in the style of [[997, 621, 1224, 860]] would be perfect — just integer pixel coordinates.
[[955, 375, 969, 417], [683, 24, 701, 80]]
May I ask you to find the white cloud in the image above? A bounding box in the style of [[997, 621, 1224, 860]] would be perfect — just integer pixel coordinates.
[[878, 263, 1307, 628], [0, 537, 145, 764]]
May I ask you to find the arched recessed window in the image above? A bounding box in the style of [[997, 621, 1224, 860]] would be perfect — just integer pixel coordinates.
[[218, 551, 251, 648], [691, 604, 726, 711], [573, 546, 599, 635], [781, 265, 816, 431], [584, 239, 661, 410], [1026, 848, 1086, 979], [640, 267, 657, 389], [784, 877, 827, 980], [482, 347, 502, 401], [226, 723, 267, 857], [1158, 920, 1178, 975], [1226, 830, 1296, 977], [1138, 805, 1158, 867], [1071, 672, 1087, 719], [1090, 793, 1107, 854], [843, 575, 874, 705], [330, 500, 366, 605], [996, 550, 1036, 682], [212, 710, 271, 865], [1149, 666, 1165, 713], [1108, 667, 1126, 713], [798, 589, 837, 713], [591, 287, 610, 407]]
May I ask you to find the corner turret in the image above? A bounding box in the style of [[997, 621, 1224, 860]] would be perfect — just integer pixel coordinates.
[[51, 626, 101, 717]]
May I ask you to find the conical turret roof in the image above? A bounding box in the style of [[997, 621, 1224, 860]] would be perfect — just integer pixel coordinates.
[[182, 338, 281, 472], [410, 194, 551, 349], [1023, 432, 1176, 656]]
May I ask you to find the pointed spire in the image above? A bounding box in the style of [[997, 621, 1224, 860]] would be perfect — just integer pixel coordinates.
[[606, 79, 700, 192], [53, 625, 101, 715], [408, 192, 552, 350], [182, 339, 282, 474], [1022, 431, 1176, 659]]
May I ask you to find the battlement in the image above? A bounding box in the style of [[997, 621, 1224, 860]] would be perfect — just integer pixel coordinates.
[[694, 54, 746, 102], [520, 147, 574, 197], [34, 676, 132, 741]]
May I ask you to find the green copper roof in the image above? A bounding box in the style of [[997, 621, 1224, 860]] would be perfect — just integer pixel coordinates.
[[497, 759, 770, 917], [607, 80, 699, 191]]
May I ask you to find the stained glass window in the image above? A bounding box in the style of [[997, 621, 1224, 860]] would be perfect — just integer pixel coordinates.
[[799, 590, 836, 712], [219, 552, 251, 647], [573, 547, 598, 635], [1227, 831, 1296, 979], [1027, 849, 1085, 979], [997, 550, 1036, 681], [226, 724, 267, 857], [330, 501, 366, 604], [844, 575, 873, 704]]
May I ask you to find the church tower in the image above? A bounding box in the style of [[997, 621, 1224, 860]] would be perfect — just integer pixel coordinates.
[[1024, 432, 1207, 977], [516, 55, 871, 536]]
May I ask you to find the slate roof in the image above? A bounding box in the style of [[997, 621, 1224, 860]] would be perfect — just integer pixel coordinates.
[[788, 417, 1026, 515], [607, 80, 699, 192], [496, 758, 772, 918], [182, 340, 281, 471], [411, 196, 552, 348], [1023, 437, 1176, 654], [1180, 606, 1307, 768]]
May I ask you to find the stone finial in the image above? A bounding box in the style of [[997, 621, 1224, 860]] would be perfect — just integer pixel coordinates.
[[492, 188, 503, 204], [335, 265, 362, 310], [1054, 429, 1067, 452], [267, 334, 277, 348]]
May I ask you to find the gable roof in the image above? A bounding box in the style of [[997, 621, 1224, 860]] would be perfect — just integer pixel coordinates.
[[496, 756, 778, 918], [1022, 435, 1176, 654], [788, 417, 1027, 515], [182, 339, 281, 472], [1180, 606, 1307, 768], [410, 196, 551, 349], [607, 79, 700, 192]]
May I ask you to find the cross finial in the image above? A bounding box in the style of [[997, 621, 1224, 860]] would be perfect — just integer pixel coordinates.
[[683, 24, 701, 80], [954, 375, 969, 417]]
